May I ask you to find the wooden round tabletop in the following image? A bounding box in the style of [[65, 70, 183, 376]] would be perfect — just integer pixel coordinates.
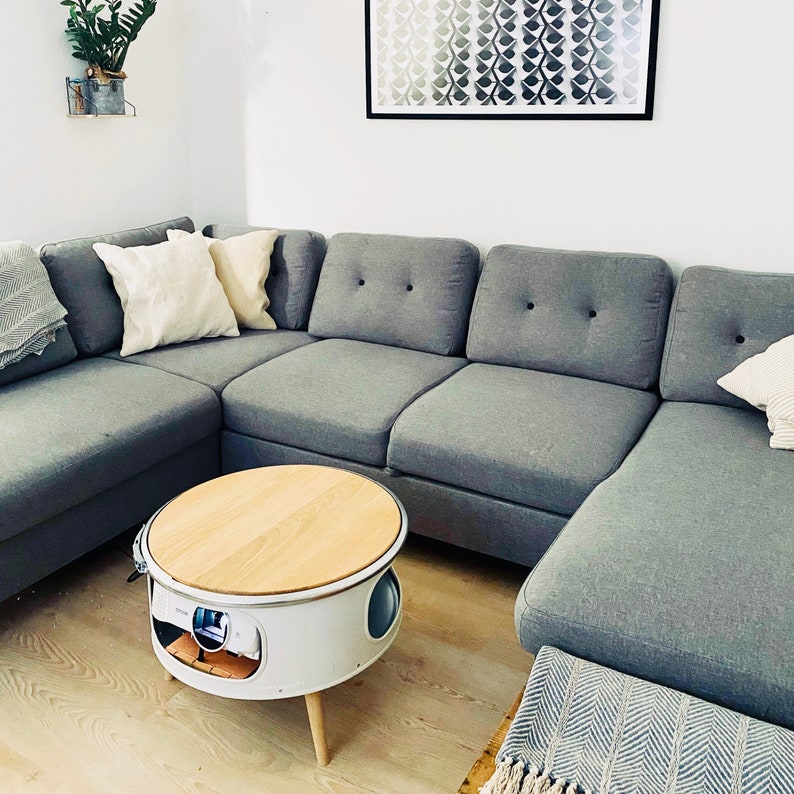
[[146, 466, 404, 596]]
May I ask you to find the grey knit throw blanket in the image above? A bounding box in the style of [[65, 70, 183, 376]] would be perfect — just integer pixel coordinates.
[[482, 646, 794, 794], [0, 241, 66, 370]]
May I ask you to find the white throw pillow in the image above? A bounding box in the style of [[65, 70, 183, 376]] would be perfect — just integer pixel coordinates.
[[94, 232, 239, 357], [717, 334, 794, 450], [167, 228, 278, 330]]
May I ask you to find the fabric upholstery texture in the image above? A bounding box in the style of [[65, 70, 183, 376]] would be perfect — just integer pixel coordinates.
[[388, 363, 658, 515], [718, 333, 794, 449], [0, 326, 76, 387], [660, 266, 794, 407], [102, 329, 316, 393], [168, 228, 279, 330], [39, 217, 194, 357], [222, 338, 467, 466], [203, 224, 326, 331], [222, 432, 567, 567], [0, 436, 219, 604], [467, 245, 673, 389], [94, 232, 239, 356], [308, 232, 479, 355], [0, 358, 220, 542], [515, 401, 794, 729], [484, 646, 794, 794]]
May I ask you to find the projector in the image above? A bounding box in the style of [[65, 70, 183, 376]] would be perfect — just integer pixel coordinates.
[[150, 581, 262, 659]]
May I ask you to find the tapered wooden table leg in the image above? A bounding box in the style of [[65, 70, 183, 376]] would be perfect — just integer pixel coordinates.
[[304, 690, 330, 766]]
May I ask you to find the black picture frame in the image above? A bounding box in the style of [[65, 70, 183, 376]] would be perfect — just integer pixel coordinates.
[[365, 0, 660, 120]]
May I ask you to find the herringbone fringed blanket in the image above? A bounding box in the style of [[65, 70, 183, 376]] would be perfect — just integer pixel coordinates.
[[482, 646, 794, 794], [0, 241, 66, 369]]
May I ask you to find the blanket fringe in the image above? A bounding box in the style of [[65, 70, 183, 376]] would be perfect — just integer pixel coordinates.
[[479, 757, 526, 794], [480, 760, 584, 794]]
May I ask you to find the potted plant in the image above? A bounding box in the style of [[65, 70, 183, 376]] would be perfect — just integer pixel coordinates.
[[62, 0, 157, 115]]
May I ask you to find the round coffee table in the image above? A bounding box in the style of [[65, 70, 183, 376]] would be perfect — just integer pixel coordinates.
[[139, 465, 407, 766]]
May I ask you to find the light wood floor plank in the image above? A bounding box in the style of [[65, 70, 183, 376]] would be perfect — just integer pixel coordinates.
[[0, 531, 531, 792]]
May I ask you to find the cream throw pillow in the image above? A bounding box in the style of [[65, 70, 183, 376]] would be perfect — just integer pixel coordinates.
[[717, 334, 794, 450], [167, 228, 278, 330], [94, 232, 239, 357]]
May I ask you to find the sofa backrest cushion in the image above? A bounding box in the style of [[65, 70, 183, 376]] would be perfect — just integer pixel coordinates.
[[660, 266, 794, 408], [203, 225, 326, 331], [308, 233, 480, 355], [467, 245, 673, 389], [39, 217, 194, 357], [0, 327, 77, 387]]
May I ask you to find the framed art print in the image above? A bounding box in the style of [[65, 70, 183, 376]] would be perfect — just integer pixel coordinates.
[[365, 0, 660, 119]]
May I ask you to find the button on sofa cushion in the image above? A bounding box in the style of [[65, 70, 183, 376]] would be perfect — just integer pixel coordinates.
[[308, 233, 480, 355], [515, 401, 794, 729], [222, 338, 467, 466], [39, 216, 194, 357], [388, 363, 658, 516], [660, 266, 794, 408], [0, 358, 220, 543], [203, 225, 326, 331], [466, 245, 673, 389], [102, 329, 316, 394]]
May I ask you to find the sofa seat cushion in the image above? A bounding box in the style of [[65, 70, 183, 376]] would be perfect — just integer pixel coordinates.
[[103, 329, 316, 393], [222, 338, 467, 466], [387, 363, 658, 515], [0, 358, 220, 543], [515, 401, 794, 729]]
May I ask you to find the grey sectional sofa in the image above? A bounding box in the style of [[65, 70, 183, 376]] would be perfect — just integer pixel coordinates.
[[0, 217, 790, 738]]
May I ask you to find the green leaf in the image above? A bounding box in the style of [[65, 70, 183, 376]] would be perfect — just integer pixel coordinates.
[[61, 0, 157, 71]]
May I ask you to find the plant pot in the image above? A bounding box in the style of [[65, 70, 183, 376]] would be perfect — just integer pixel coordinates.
[[85, 78, 126, 115]]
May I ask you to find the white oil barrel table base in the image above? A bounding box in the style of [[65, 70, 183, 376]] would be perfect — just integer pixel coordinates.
[[140, 465, 407, 766]]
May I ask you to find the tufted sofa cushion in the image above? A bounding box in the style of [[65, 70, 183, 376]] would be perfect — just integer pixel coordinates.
[[466, 245, 673, 390], [660, 266, 794, 408], [203, 224, 326, 331], [39, 217, 194, 357], [308, 233, 480, 355]]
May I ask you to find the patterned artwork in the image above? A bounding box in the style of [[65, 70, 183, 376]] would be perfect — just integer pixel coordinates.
[[366, 0, 660, 118]]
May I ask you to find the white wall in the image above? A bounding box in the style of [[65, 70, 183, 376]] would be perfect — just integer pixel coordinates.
[[0, 0, 193, 246], [183, 2, 248, 229], [188, 1, 794, 274], [5, 2, 792, 272]]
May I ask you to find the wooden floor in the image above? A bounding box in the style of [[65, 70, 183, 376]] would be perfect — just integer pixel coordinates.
[[0, 531, 532, 793]]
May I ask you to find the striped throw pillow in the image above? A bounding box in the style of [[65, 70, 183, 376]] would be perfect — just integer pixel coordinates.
[[717, 334, 794, 450]]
